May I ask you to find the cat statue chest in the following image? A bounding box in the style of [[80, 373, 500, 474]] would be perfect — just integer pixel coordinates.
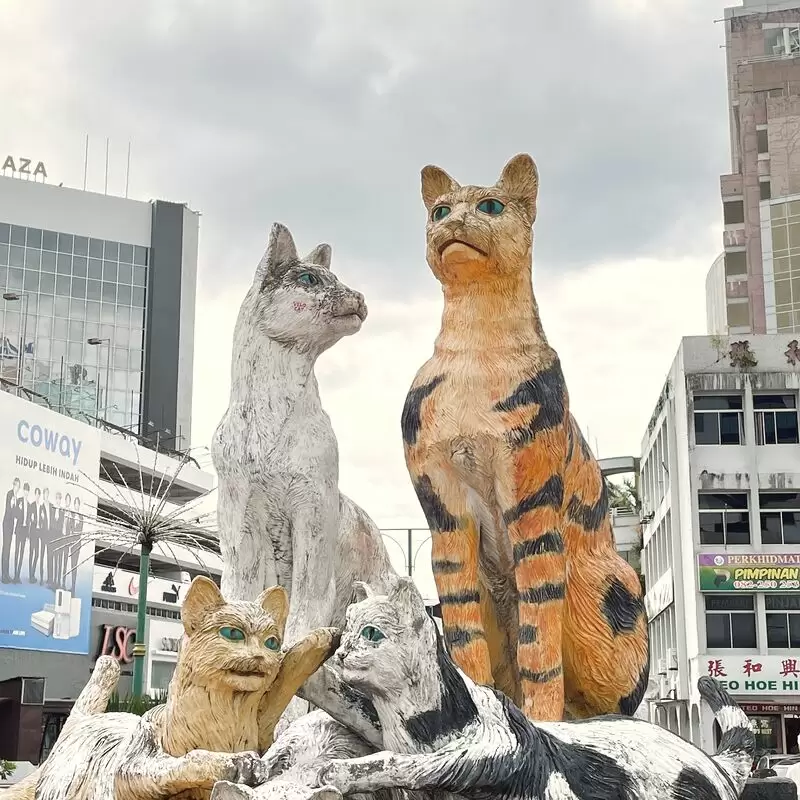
[[404, 345, 557, 483], [217, 367, 339, 491]]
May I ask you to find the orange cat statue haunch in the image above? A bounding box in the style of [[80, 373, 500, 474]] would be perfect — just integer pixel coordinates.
[[401, 153, 649, 722]]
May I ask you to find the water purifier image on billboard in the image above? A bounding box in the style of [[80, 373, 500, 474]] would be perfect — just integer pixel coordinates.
[[0, 391, 101, 654]]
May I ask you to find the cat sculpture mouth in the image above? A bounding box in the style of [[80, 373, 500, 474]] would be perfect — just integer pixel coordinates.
[[439, 239, 488, 258], [331, 307, 367, 322], [229, 667, 270, 678]]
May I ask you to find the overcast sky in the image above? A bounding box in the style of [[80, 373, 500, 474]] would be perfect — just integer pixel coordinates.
[[2, 0, 732, 556]]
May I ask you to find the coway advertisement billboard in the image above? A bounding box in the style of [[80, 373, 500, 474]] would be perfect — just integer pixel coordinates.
[[0, 391, 100, 654]]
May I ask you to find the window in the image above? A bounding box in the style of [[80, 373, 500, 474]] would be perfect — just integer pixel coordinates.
[[766, 595, 800, 648], [150, 660, 176, 691], [760, 180, 772, 201], [705, 595, 756, 649], [757, 128, 769, 155], [698, 493, 750, 545], [754, 394, 799, 445], [760, 492, 800, 545], [725, 251, 747, 278], [726, 300, 750, 328], [724, 201, 745, 225], [694, 395, 744, 445]]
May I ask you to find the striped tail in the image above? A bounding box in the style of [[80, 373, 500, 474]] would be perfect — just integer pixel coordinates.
[[3, 657, 120, 800], [698, 676, 755, 794]]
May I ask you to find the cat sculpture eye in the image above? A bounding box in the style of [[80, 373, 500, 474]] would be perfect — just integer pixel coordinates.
[[476, 198, 505, 216], [431, 205, 451, 222], [359, 625, 386, 643], [297, 272, 320, 286], [264, 636, 280, 651], [219, 626, 246, 642]]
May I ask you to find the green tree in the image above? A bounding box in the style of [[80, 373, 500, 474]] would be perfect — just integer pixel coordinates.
[[607, 477, 641, 513]]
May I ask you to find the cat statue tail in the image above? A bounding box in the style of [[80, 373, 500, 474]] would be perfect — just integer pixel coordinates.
[[4, 656, 120, 800], [698, 676, 755, 794]]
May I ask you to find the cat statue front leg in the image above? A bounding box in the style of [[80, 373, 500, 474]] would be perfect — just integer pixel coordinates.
[[312, 751, 460, 798], [257, 627, 341, 751], [114, 729, 268, 800], [277, 486, 339, 733]]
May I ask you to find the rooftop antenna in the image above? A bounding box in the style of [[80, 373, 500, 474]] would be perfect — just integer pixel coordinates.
[[125, 141, 131, 199], [83, 135, 89, 191], [104, 138, 109, 195]]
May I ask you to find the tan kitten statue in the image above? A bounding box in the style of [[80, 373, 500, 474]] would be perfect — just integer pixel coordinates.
[[27, 577, 338, 800]]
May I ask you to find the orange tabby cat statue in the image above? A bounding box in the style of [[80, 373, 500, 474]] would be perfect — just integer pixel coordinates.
[[401, 153, 649, 722]]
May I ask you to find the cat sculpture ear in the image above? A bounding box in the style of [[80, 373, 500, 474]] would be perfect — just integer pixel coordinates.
[[258, 585, 289, 636], [495, 153, 539, 223], [256, 222, 299, 283], [388, 575, 428, 618], [351, 581, 374, 604], [304, 243, 332, 270], [182, 576, 225, 635], [421, 164, 460, 211]]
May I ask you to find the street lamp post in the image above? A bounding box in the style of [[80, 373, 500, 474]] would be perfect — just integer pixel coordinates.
[[3, 292, 30, 387], [87, 334, 150, 695], [87, 337, 111, 422]]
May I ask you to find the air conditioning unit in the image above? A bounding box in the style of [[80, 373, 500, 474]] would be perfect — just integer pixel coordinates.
[[667, 648, 678, 671], [52, 589, 73, 640], [69, 597, 82, 638], [657, 657, 667, 676], [669, 673, 679, 696]]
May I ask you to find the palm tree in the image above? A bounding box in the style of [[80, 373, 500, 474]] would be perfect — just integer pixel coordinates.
[[59, 442, 219, 697]]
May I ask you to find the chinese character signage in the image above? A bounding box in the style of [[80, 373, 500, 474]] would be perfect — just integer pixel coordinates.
[[0, 392, 100, 654], [703, 656, 800, 695], [698, 553, 800, 592]]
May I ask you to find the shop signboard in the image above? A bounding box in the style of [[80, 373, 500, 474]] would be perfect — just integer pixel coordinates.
[[698, 552, 800, 592], [0, 391, 100, 654], [703, 655, 800, 695]]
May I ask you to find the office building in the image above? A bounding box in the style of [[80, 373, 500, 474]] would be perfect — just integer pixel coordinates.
[[639, 335, 800, 756], [0, 172, 199, 448], [708, 0, 800, 335]]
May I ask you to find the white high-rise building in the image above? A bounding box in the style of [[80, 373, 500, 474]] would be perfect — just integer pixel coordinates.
[[639, 335, 800, 756]]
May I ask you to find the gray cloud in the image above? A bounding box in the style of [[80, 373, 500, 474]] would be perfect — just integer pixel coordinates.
[[6, 0, 729, 299]]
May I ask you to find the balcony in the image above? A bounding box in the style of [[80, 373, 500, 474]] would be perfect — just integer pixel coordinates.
[[724, 227, 747, 249], [721, 173, 744, 199]]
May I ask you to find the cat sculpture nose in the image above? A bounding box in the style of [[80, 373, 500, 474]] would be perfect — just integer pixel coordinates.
[[353, 292, 367, 321]]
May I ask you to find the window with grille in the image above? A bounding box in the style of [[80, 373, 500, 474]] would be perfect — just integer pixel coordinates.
[[754, 394, 799, 445], [698, 492, 750, 545], [694, 395, 744, 445], [759, 492, 800, 545], [705, 595, 756, 649], [766, 594, 800, 649]]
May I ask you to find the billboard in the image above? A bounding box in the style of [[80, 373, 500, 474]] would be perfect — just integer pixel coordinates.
[[703, 655, 800, 695], [698, 552, 800, 592], [0, 391, 100, 653]]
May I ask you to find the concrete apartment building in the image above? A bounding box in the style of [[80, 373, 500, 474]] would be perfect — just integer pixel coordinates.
[[708, 0, 800, 336], [639, 335, 800, 757]]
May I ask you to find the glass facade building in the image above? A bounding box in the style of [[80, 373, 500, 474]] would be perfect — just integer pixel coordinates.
[[770, 200, 800, 333], [0, 222, 148, 429], [0, 175, 199, 445]]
